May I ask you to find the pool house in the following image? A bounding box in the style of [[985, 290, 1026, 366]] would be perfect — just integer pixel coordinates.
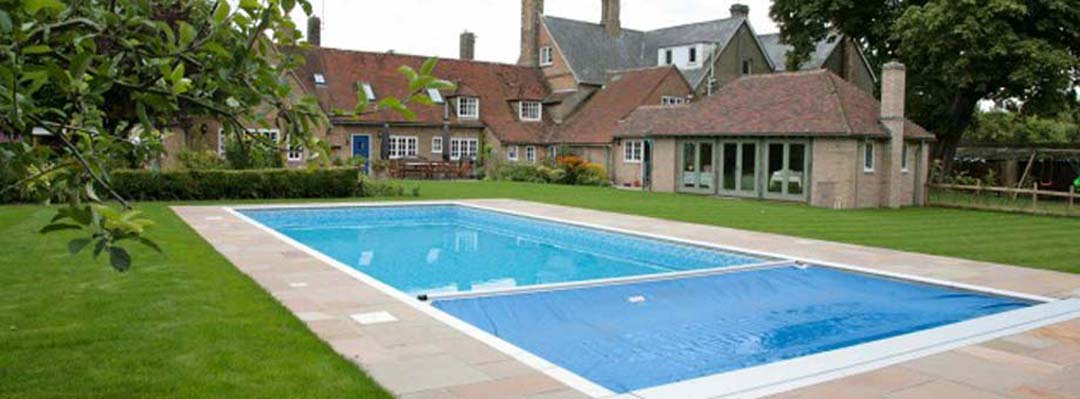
[[615, 63, 934, 209]]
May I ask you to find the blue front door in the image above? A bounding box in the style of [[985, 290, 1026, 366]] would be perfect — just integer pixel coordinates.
[[352, 134, 371, 172]]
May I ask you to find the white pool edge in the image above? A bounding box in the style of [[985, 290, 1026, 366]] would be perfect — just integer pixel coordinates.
[[218, 201, 1075, 399]]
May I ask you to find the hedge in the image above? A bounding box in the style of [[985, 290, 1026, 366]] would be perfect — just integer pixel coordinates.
[[111, 168, 362, 201]]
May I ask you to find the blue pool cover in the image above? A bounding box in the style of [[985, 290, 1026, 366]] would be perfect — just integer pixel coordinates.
[[433, 265, 1032, 393], [241, 205, 763, 294]]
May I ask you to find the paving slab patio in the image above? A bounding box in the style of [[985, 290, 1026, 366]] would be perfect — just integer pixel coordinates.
[[173, 199, 1080, 399]]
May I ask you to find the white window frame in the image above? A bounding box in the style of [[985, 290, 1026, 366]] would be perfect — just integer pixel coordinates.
[[525, 145, 536, 163], [624, 140, 644, 163], [313, 73, 326, 85], [519, 101, 542, 121], [506, 145, 519, 161], [548, 145, 558, 159], [539, 46, 554, 66], [664, 49, 673, 65], [432, 136, 443, 154], [388, 135, 418, 159], [901, 143, 910, 173], [457, 97, 479, 119], [450, 138, 479, 161], [286, 135, 304, 162], [863, 141, 876, 172], [688, 47, 698, 64], [661, 96, 686, 106]]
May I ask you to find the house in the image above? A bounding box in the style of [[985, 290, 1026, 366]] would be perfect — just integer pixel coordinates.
[[156, 0, 931, 209], [613, 64, 934, 208]]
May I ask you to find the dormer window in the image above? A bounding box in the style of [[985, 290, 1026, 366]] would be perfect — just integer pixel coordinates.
[[519, 101, 542, 121], [539, 46, 554, 66], [313, 73, 326, 85], [664, 49, 673, 65], [457, 97, 479, 119], [360, 82, 376, 101], [427, 88, 444, 104], [661, 96, 686, 106]]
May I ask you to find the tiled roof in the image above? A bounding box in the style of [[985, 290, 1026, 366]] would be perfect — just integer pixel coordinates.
[[557, 66, 689, 144], [294, 47, 551, 144], [615, 70, 933, 139], [542, 16, 649, 86], [542, 16, 751, 87], [757, 33, 841, 72]]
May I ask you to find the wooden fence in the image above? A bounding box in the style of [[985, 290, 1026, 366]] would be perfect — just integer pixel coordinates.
[[929, 183, 1077, 217]]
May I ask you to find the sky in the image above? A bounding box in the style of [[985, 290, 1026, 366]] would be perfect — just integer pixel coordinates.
[[290, 0, 778, 64]]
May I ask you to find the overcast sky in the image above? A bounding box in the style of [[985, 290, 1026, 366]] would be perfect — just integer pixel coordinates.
[[290, 0, 777, 64]]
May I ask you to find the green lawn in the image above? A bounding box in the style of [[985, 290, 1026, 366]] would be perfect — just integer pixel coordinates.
[[2, 180, 1078, 398], [0, 203, 393, 399]]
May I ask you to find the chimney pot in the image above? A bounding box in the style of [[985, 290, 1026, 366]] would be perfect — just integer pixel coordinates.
[[602, 0, 621, 37], [730, 4, 749, 19], [307, 16, 322, 46], [460, 31, 476, 61]]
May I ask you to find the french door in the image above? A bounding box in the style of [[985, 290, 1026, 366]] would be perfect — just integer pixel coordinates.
[[718, 141, 758, 196], [764, 141, 809, 200], [680, 140, 716, 193]]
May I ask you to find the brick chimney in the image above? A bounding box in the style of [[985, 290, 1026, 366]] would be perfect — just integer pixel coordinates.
[[881, 61, 907, 208], [730, 3, 749, 19], [307, 16, 321, 46], [460, 31, 476, 61], [602, 0, 621, 37], [518, 0, 545, 66]]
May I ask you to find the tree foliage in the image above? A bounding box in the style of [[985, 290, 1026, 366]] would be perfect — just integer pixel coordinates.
[[770, 0, 1080, 170], [0, 0, 452, 271], [966, 110, 1080, 145]]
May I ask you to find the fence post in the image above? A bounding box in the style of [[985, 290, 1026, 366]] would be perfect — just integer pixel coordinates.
[[1032, 182, 1038, 212], [1070, 186, 1075, 216]]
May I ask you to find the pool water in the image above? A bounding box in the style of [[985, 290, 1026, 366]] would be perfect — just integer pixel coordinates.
[[434, 265, 1032, 393], [241, 205, 1034, 394], [241, 205, 764, 294]]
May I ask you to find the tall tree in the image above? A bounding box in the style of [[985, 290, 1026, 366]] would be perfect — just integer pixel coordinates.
[[0, 0, 450, 270], [770, 0, 1080, 172]]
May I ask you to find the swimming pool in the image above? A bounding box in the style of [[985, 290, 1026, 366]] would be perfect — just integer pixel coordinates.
[[240, 205, 765, 295], [234, 203, 1073, 398]]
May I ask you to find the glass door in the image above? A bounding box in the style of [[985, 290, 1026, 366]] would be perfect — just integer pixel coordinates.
[[764, 141, 808, 200], [719, 141, 758, 197], [679, 140, 716, 193]]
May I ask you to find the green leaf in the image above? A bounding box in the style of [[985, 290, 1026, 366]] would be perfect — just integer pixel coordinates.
[[178, 22, 196, 48], [23, 0, 64, 14], [0, 9, 12, 33], [40, 223, 82, 234], [239, 0, 260, 12], [21, 45, 51, 55], [108, 247, 131, 272], [398, 65, 419, 85], [68, 238, 93, 255], [93, 240, 106, 259], [138, 237, 163, 254], [420, 58, 438, 76], [213, 1, 231, 24]]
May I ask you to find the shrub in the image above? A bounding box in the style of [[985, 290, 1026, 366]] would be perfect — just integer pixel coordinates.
[[223, 139, 283, 170], [177, 150, 227, 170], [357, 176, 421, 198], [492, 163, 547, 183], [110, 168, 362, 201], [491, 159, 609, 186]]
